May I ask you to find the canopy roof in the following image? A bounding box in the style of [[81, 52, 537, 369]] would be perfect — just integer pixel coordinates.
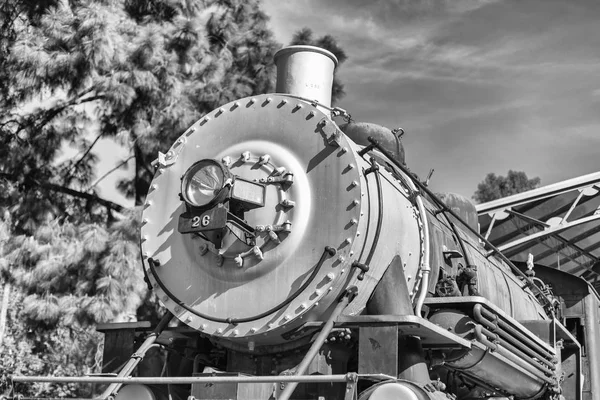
[[476, 172, 600, 291]]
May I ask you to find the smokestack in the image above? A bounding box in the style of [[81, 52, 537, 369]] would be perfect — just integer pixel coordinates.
[[274, 45, 338, 109]]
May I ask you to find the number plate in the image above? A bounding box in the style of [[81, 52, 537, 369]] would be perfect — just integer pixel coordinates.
[[231, 178, 265, 208], [178, 206, 228, 234]]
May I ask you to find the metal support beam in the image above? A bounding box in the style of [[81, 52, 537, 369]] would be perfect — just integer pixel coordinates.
[[491, 213, 600, 257]]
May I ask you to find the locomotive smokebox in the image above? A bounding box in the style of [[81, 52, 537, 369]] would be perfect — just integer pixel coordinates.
[[274, 45, 338, 108]]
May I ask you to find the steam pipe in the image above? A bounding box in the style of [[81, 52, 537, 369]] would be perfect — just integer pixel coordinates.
[[98, 312, 173, 399], [403, 168, 430, 316], [473, 325, 554, 385], [277, 287, 356, 400], [475, 324, 554, 376], [473, 304, 555, 366]]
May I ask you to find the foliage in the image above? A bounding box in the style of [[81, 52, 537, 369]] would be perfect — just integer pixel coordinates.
[[291, 27, 347, 105], [0, 0, 283, 396], [0, 287, 102, 398], [0, 0, 349, 396], [473, 170, 541, 203]]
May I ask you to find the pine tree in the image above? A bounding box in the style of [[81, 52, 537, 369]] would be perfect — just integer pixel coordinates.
[[0, 0, 280, 396]]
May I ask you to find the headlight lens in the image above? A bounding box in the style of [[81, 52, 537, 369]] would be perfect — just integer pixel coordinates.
[[181, 160, 228, 207]]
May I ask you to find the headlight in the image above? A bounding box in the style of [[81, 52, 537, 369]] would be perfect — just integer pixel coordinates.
[[181, 159, 230, 207]]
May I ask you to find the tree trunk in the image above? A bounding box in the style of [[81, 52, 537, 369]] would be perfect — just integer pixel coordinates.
[[0, 282, 10, 351]]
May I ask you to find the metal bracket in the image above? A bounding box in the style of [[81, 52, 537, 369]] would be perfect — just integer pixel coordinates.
[[344, 373, 358, 400], [443, 245, 463, 260], [258, 173, 294, 188], [364, 157, 380, 176], [351, 261, 370, 280]]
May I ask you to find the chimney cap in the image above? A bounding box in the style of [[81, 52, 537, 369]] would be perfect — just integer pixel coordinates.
[[274, 45, 338, 67]]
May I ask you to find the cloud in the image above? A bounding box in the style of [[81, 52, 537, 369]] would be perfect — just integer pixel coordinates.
[[263, 0, 600, 197]]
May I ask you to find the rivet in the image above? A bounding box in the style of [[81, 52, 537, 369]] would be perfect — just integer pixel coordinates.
[[326, 272, 335, 281], [152, 283, 158, 289], [340, 147, 348, 154], [341, 269, 346, 273], [165, 151, 174, 160], [216, 328, 223, 334], [250, 327, 257, 333], [299, 303, 307, 310], [241, 151, 251, 161], [185, 127, 196, 136], [279, 99, 288, 106], [248, 98, 256, 105], [233, 101, 240, 108], [201, 117, 210, 125], [352, 199, 359, 207], [356, 231, 361, 237], [151, 184, 158, 190], [264, 97, 272, 104], [200, 324, 207, 330], [146, 200, 152, 206], [258, 154, 271, 165], [338, 255, 346, 263], [174, 306, 181, 313], [293, 103, 303, 111], [347, 164, 355, 170], [232, 329, 239, 336], [350, 218, 357, 225], [314, 289, 322, 296], [350, 181, 358, 188], [218, 107, 225, 114], [282, 315, 290, 322], [222, 156, 231, 166], [344, 238, 352, 245], [349, 251, 354, 256], [162, 295, 169, 302], [307, 111, 315, 118]]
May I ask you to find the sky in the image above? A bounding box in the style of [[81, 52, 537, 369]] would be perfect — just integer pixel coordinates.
[[97, 0, 600, 206], [261, 0, 600, 198]]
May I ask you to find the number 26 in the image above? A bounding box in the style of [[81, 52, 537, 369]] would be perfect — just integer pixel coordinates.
[[192, 215, 211, 228]]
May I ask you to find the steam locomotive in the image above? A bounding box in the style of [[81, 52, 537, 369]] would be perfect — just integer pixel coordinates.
[[15, 45, 599, 400]]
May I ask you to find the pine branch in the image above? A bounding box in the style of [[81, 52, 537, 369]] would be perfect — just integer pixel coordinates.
[[65, 131, 105, 178], [87, 155, 134, 190], [0, 172, 126, 213], [33, 94, 104, 133], [40, 181, 126, 212]]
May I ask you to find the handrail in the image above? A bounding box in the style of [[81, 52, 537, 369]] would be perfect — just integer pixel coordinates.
[[11, 373, 395, 385]]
